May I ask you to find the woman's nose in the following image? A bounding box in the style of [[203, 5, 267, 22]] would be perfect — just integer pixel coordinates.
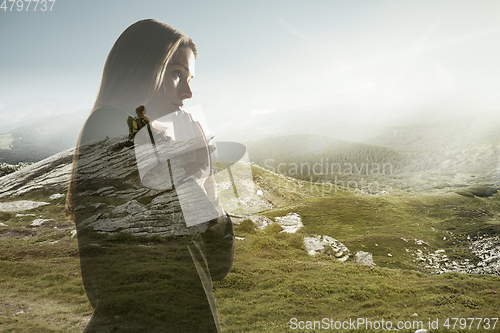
[[180, 81, 193, 100]]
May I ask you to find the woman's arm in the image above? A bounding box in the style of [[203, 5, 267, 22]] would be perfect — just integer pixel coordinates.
[[202, 212, 235, 281]]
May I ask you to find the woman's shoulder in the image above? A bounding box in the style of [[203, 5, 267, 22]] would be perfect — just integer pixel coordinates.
[[80, 105, 133, 146]]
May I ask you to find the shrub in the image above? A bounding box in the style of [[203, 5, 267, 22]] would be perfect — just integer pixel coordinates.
[[0, 211, 12, 221], [235, 219, 257, 234]]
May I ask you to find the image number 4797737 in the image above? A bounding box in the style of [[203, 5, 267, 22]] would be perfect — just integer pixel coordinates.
[[1, 0, 56, 11]]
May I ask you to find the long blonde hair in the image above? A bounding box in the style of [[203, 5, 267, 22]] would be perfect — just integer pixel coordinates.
[[64, 19, 197, 222]]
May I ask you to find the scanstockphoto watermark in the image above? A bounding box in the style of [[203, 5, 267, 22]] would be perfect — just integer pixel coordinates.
[[289, 317, 499, 331], [289, 317, 425, 331], [264, 159, 394, 195]]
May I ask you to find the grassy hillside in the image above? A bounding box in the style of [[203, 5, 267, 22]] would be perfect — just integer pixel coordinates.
[[246, 133, 500, 195], [246, 134, 409, 175], [1, 167, 500, 332], [246, 133, 410, 195]]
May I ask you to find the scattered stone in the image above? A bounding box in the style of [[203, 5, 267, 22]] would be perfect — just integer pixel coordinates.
[[256, 190, 263, 196], [412, 313, 418, 317], [352, 251, 375, 265], [0, 222, 7, 226], [49, 193, 65, 200], [15, 213, 36, 217], [275, 213, 303, 233], [304, 234, 350, 261], [12, 310, 25, 316], [388, 253, 392, 257], [415, 329, 428, 333], [0, 200, 49, 212], [229, 213, 272, 230], [70, 230, 77, 238], [414, 239, 430, 246], [30, 219, 53, 226], [411, 236, 500, 276], [235, 237, 245, 241]]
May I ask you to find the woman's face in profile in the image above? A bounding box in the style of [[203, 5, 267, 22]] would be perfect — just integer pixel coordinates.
[[148, 47, 195, 119]]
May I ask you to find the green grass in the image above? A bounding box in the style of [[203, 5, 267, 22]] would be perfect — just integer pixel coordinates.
[[1, 186, 500, 332], [215, 227, 500, 332], [260, 190, 500, 270], [456, 186, 499, 198]]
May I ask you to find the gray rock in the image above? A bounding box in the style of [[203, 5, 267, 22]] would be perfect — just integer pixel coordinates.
[[49, 193, 65, 200], [352, 251, 375, 265], [304, 234, 350, 261], [112, 200, 146, 216], [410, 235, 500, 276], [275, 213, 303, 233], [91, 203, 104, 210], [0, 148, 74, 199], [0, 200, 49, 212], [228, 213, 273, 230], [30, 219, 53, 226]]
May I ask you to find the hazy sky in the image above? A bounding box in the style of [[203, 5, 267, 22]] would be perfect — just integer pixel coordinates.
[[1, 0, 500, 126]]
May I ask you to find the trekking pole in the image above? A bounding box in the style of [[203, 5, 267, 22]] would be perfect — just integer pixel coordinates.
[[146, 124, 175, 191]]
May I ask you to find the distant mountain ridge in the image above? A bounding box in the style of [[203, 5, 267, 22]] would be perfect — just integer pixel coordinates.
[[0, 109, 89, 164], [0, 97, 91, 134]]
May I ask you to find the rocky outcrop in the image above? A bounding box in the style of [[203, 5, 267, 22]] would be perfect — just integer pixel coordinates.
[[411, 236, 500, 276], [0, 200, 49, 212], [0, 162, 31, 177], [303, 234, 350, 262], [0, 135, 274, 216], [0, 148, 74, 199], [79, 194, 212, 238], [275, 213, 304, 233], [467, 236, 500, 275], [228, 213, 273, 230]]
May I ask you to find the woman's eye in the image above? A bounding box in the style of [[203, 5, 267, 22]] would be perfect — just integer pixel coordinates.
[[173, 70, 182, 78]]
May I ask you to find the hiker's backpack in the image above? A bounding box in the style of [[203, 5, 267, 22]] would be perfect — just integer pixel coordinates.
[[127, 116, 147, 141]]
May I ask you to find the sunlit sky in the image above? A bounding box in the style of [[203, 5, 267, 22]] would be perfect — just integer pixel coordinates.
[[1, 0, 500, 127]]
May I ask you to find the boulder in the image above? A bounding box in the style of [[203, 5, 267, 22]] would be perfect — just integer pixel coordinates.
[[304, 234, 350, 262], [30, 219, 53, 226], [275, 212, 303, 233], [228, 213, 273, 230], [352, 251, 375, 265], [49, 193, 65, 200], [0, 200, 49, 212]]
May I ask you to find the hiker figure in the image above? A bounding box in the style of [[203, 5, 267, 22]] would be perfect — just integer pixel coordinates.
[[127, 105, 150, 142], [65, 19, 234, 333]]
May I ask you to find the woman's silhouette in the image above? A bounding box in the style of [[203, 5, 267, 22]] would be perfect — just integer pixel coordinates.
[[65, 19, 234, 333]]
